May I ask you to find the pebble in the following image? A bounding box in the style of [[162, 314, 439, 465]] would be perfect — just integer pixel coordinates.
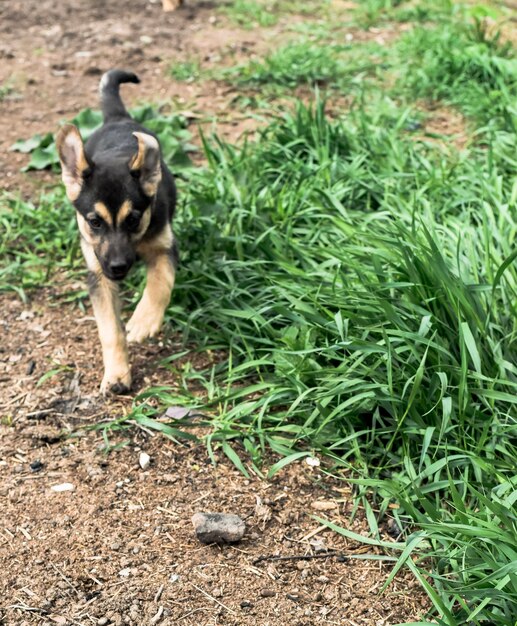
[[191, 512, 245, 544], [317, 575, 330, 583], [311, 500, 338, 511], [30, 459, 43, 472], [51, 483, 75, 492], [118, 568, 131, 577], [260, 589, 276, 598], [139, 452, 151, 470], [240, 600, 253, 608], [97, 619, 108, 626]]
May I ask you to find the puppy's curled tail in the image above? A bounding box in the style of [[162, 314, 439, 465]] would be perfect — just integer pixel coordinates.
[[99, 69, 140, 121]]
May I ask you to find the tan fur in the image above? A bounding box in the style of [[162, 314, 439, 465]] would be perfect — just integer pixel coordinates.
[[162, 0, 183, 10], [80, 240, 131, 393], [136, 223, 173, 256], [132, 207, 151, 241], [76, 213, 96, 245], [116, 200, 133, 226], [129, 132, 162, 197], [56, 125, 89, 202], [94, 201, 113, 226], [127, 225, 175, 343]]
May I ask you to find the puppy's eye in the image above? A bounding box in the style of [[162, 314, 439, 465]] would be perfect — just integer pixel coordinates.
[[88, 217, 102, 230], [126, 213, 141, 229]]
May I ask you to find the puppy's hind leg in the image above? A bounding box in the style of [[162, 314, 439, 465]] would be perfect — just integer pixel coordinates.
[[82, 242, 131, 394], [127, 228, 177, 344]]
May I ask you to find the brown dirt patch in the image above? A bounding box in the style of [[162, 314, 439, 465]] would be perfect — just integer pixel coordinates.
[[416, 101, 469, 150]]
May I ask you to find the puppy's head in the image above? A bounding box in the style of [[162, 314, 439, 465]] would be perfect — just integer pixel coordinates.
[[56, 124, 161, 281]]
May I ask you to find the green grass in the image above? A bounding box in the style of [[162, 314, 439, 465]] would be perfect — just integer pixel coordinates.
[[397, 19, 517, 132], [168, 58, 203, 82], [224, 39, 387, 90], [219, 0, 333, 29], [2, 3, 517, 624]]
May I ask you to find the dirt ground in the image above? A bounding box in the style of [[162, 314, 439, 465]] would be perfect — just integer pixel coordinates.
[[0, 1, 432, 624]]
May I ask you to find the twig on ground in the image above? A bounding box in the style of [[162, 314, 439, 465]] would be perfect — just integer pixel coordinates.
[[190, 582, 236, 615], [253, 551, 348, 566], [50, 562, 81, 597]]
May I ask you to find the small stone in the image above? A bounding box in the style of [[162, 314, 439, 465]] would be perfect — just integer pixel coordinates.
[[169, 574, 179, 583], [212, 587, 223, 598], [240, 600, 253, 609], [97, 618, 108, 626], [110, 542, 121, 551], [191, 512, 245, 544], [140, 35, 153, 45], [51, 483, 75, 492], [30, 459, 43, 472], [118, 568, 131, 577], [139, 452, 151, 470], [317, 575, 330, 584], [305, 456, 320, 467], [260, 589, 276, 598], [17, 310, 34, 321], [311, 500, 337, 511], [310, 538, 327, 553]]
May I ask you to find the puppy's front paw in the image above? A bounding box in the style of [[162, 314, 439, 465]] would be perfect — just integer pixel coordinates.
[[100, 368, 132, 396], [126, 309, 164, 343]]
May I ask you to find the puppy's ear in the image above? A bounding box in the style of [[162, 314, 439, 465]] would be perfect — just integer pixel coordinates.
[[129, 132, 162, 197], [56, 124, 89, 202]]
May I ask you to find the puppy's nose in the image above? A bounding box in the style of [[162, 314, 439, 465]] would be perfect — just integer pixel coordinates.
[[109, 261, 130, 279]]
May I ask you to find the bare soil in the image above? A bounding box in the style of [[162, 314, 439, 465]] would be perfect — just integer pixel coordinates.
[[0, 2, 432, 624]]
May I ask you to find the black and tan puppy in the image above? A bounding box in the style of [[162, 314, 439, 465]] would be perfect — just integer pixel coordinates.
[[56, 69, 177, 395]]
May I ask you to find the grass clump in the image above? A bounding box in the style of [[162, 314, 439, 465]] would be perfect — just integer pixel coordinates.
[[0, 191, 81, 299], [397, 19, 517, 131], [168, 58, 202, 82], [220, 0, 332, 29], [225, 39, 387, 89]]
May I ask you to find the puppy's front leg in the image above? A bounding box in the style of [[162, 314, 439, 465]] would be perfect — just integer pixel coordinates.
[[127, 229, 176, 344], [82, 242, 131, 394]]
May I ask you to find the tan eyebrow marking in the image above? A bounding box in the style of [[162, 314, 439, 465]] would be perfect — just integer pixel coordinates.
[[116, 200, 133, 226], [93, 202, 113, 226]]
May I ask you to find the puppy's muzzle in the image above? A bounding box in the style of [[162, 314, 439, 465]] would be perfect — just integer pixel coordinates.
[[107, 259, 132, 281]]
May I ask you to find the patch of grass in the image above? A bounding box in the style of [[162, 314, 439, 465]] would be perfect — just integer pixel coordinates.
[[220, 0, 332, 29], [168, 58, 203, 82], [0, 83, 12, 101], [224, 39, 388, 90], [396, 19, 517, 132], [0, 189, 81, 299]]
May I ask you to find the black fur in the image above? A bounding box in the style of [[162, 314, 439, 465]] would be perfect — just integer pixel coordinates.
[[73, 69, 176, 280]]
